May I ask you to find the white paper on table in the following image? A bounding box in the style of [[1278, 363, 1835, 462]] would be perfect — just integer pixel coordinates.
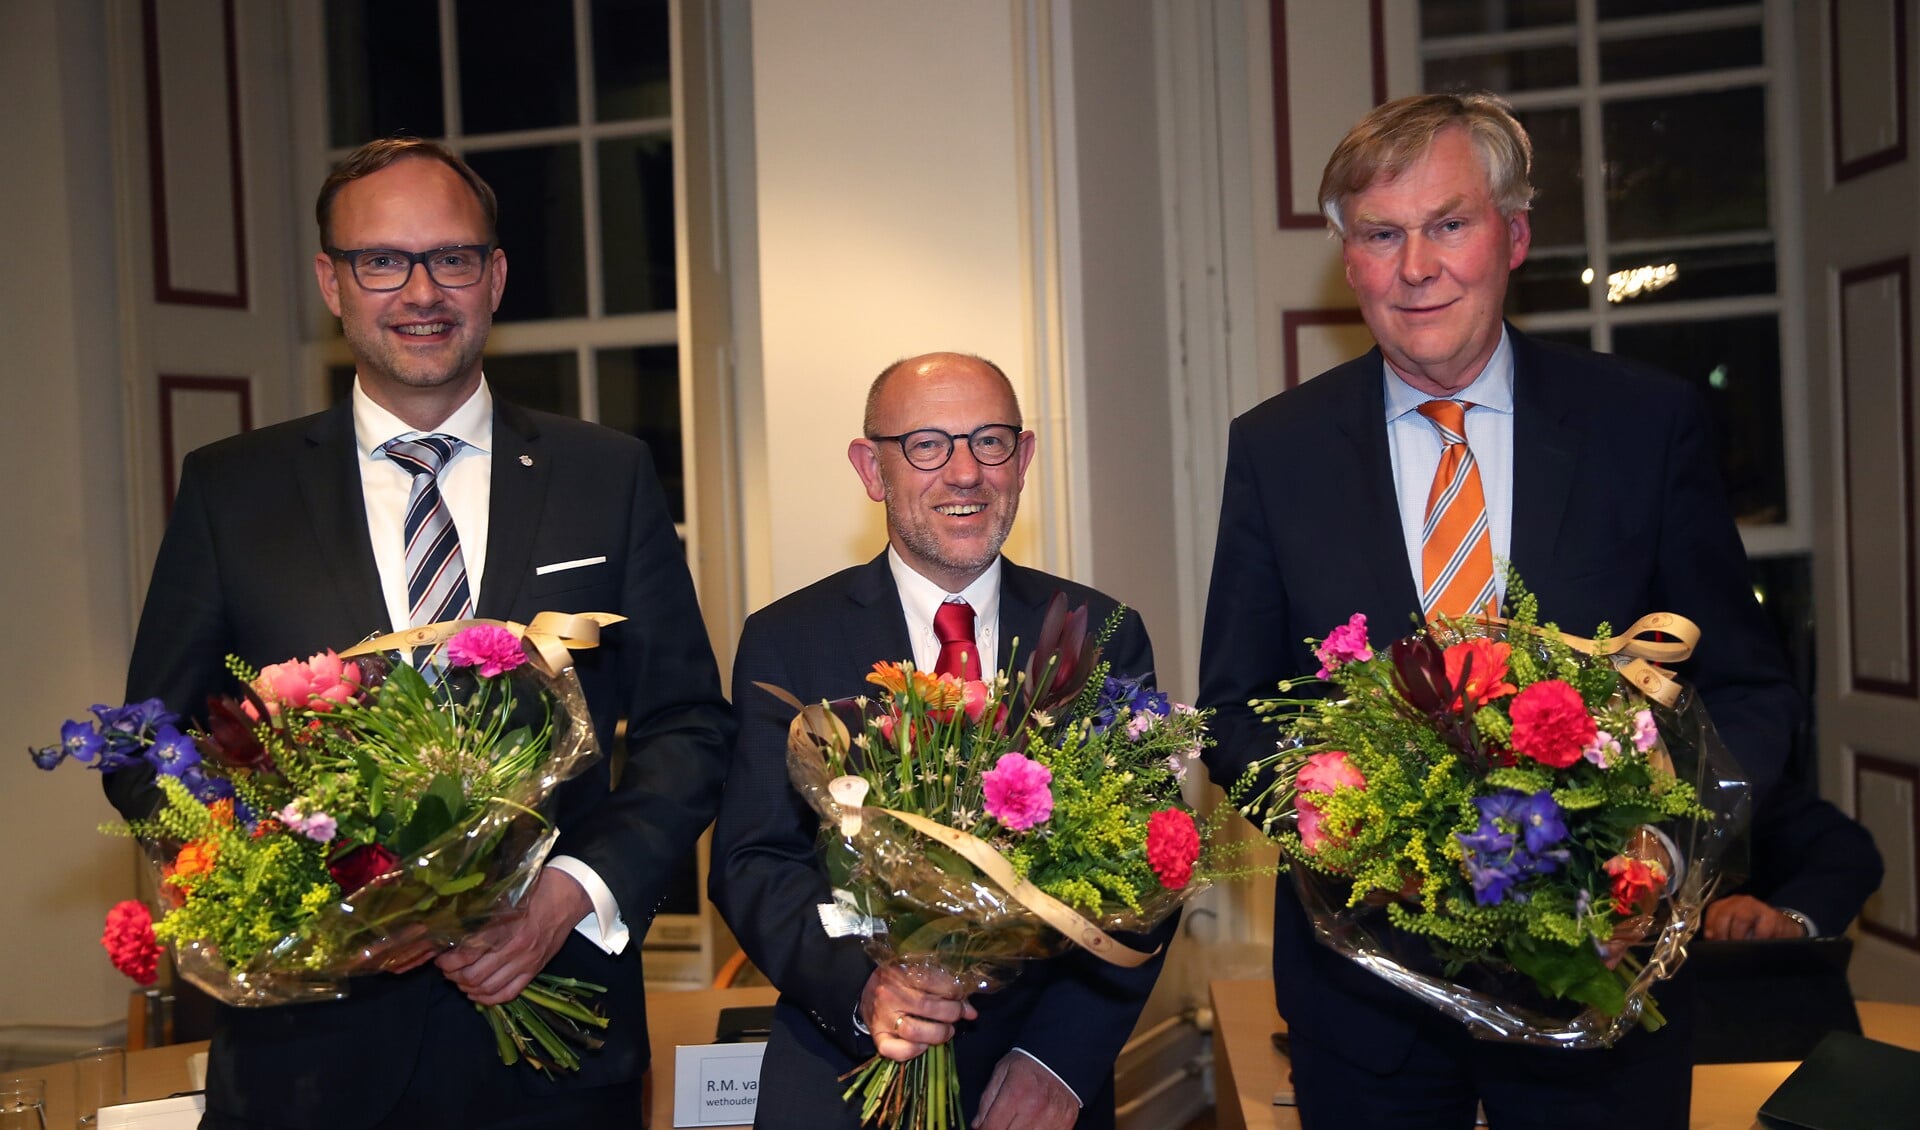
[[97, 1094, 205, 1129]]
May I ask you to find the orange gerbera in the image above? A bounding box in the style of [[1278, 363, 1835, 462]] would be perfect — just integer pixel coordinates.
[[866, 662, 911, 696]]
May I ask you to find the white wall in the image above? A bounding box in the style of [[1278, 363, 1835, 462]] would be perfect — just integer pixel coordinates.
[[740, 0, 1045, 605], [0, 0, 143, 1058]]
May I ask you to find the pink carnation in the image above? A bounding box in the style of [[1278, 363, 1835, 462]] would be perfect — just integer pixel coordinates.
[[981, 752, 1054, 831], [253, 651, 362, 716], [1314, 614, 1374, 679], [446, 625, 527, 678]]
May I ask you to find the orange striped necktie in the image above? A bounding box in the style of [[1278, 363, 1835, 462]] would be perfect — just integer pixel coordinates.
[[1416, 399, 1497, 620]]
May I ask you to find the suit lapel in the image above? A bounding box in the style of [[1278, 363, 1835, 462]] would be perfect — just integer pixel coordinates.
[[839, 554, 916, 681], [1508, 329, 1580, 581], [1330, 353, 1424, 613], [995, 560, 1052, 670], [479, 403, 550, 619], [296, 405, 392, 638]]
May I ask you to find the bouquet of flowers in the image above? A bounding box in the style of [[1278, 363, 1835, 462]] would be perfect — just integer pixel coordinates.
[[766, 596, 1230, 1130], [1239, 577, 1749, 1048], [31, 613, 623, 1076]]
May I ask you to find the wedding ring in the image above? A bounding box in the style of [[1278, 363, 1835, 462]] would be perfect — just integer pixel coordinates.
[[894, 1014, 906, 1032]]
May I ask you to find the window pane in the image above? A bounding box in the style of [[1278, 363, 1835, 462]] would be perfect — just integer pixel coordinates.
[[484, 351, 580, 416], [325, 0, 443, 146], [593, 0, 672, 121], [1603, 239, 1775, 306], [596, 345, 683, 522], [1425, 47, 1578, 93], [1508, 253, 1588, 314], [599, 136, 677, 315], [1610, 315, 1785, 526], [1521, 328, 1592, 351], [1423, 0, 1573, 38], [467, 145, 586, 321], [1598, 0, 1750, 20], [1600, 25, 1763, 84], [1603, 88, 1768, 243], [457, 0, 578, 134], [1515, 107, 1583, 249]]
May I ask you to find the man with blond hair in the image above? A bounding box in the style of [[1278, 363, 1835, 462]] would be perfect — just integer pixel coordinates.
[[1199, 93, 1799, 1127]]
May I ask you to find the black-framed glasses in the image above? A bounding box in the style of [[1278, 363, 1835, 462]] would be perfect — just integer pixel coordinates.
[[868, 423, 1023, 470], [325, 244, 494, 291]]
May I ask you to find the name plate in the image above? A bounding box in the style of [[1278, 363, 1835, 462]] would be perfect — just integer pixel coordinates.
[[672, 1041, 767, 1127]]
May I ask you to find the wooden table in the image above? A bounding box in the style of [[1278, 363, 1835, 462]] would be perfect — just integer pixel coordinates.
[[11, 986, 781, 1129], [1211, 980, 1920, 1130]]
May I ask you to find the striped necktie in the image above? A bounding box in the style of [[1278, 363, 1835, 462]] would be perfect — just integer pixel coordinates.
[[382, 434, 473, 627], [933, 600, 979, 680], [1416, 400, 1497, 620]]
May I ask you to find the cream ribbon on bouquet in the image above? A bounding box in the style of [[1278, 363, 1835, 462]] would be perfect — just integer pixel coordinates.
[[1475, 611, 1700, 709], [780, 697, 1159, 969], [342, 611, 627, 676]]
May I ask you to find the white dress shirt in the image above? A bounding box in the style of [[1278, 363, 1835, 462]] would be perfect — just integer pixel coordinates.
[[350, 376, 628, 954]]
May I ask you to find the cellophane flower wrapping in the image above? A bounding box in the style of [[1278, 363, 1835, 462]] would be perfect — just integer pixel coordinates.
[[1244, 591, 1751, 1049], [136, 631, 599, 1007]]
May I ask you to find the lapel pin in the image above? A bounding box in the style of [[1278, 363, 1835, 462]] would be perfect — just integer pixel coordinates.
[[519, 455, 533, 467]]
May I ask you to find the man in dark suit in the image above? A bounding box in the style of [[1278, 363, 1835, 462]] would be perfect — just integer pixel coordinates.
[[710, 352, 1168, 1130], [105, 138, 734, 1128], [1197, 93, 1801, 1128]]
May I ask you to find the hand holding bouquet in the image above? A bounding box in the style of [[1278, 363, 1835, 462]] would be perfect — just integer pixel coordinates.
[[768, 596, 1227, 1130], [1239, 576, 1749, 1048], [32, 613, 622, 1076]]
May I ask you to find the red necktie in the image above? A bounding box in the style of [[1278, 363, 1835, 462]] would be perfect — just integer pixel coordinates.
[[932, 600, 979, 680], [1417, 400, 1497, 620]]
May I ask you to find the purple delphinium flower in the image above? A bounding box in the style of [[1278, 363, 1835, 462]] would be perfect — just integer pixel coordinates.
[[179, 765, 235, 804], [29, 743, 67, 770], [145, 726, 202, 776], [1514, 790, 1568, 855], [1467, 858, 1518, 906], [1090, 674, 1169, 734], [1456, 819, 1514, 858], [61, 719, 105, 764]]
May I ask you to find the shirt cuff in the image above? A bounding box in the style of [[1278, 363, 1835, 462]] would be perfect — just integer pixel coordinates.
[[1008, 1048, 1081, 1107], [546, 855, 629, 954]]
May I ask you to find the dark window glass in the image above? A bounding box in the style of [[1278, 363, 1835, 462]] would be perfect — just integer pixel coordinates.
[[1600, 25, 1763, 84], [1508, 254, 1589, 314], [485, 351, 580, 416], [467, 145, 586, 320], [1515, 107, 1584, 249], [456, 0, 578, 134], [1520, 328, 1592, 351], [1598, 0, 1749, 19], [596, 345, 683, 522], [1426, 47, 1578, 94], [1603, 88, 1769, 243], [325, 0, 443, 146], [1610, 315, 1785, 526], [1603, 240, 1775, 306], [593, 0, 673, 121], [599, 136, 677, 314], [1423, 0, 1574, 38]]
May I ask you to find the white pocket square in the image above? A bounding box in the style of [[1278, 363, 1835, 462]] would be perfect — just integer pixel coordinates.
[[535, 555, 608, 576]]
